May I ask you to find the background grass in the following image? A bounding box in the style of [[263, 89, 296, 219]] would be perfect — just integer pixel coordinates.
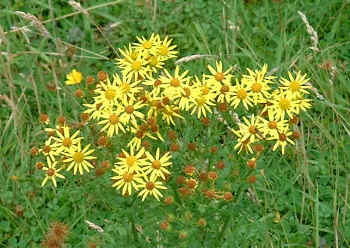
[[0, 0, 350, 247]]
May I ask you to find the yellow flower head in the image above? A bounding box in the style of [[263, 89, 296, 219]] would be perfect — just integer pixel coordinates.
[[65, 69, 83, 85]]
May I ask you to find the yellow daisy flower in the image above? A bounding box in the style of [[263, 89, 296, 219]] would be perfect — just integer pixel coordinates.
[[160, 66, 191, 100], [268, 89, 299, 120], [133, 33, 160, 56], [231, 79, 254, 109], [234, 115, 264, 143], [113, 73, 142, 102], [156, 35, 178, 61], [98, 109, 126, 137], [111, 167, 144, 196], [63, 144, 96, 175], [279, 71, 311, 98], [94, 76, 120, 106], [142, 76, 163, 96], [257, 111, 288, 137], [268, 127, 294, 155], [144, 148, 172, 181], [119, 53, 150, 81], [116, 147, 147, 173], [41, 157, 65, 187], [40, 138, 58, 162], [190, 90, 216, 118], [242, 64, 274, 104], [52, 125, 83, 153], [138, 177, 167, 201], [206, 60, 233, 86], [65, 69, 83, 85], [120, 98, 145, 126]]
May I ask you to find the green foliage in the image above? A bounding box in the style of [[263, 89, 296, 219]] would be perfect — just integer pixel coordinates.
[[0, 0, 350, 247]]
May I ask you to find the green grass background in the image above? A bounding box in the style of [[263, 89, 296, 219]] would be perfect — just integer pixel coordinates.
[[0, 0, 350, 247]]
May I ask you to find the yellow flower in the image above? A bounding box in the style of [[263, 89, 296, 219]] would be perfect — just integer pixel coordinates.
[[279, 71, 311, 98], [113, 73, 142, 102], [206, 60, 233, 86], [97, 109, 126, 137], [120, 98, 145, 127], [156, 35, 178, 61], [41, 157, 65, 187], [118, 53, 150, 80], [138, 177, 167, 201], [231, 79, 254, 110], [52, 125, 83, 153], [133, 33, 160, 56], [116, 147, 147, 173], [268, 89, 299, 120], [190, 90, 216, 118], [267, 127, 294, 155], [63, 144, 96, 175], [111, 167, 144, 196], [94, 76, 120, 106], [160, 66, 191, 100], [144, 148, 172, 181], [40, 138, 58, 162], [257, 111, 288, 137], [234, 115, 264, 143], [65, 69, 83, 85], [242, 64, 274, 104]]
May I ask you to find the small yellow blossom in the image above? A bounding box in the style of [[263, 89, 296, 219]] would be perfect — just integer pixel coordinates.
[[65, 69, 83, 85]]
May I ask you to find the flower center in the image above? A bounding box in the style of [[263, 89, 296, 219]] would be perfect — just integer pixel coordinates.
[[279, 133, 287, 141], [220, 85, 229, 93], [73, 152, 84, 163], [215, 72, 225, 81], [47, 168, 55, 176], [201, 86, 209, 95], [105, 88, 117, 100], [131, 60, 142, 71], [62, 138, 72, 147], [279, 98, 290, 110], [170, 78, 180, 87], [268, 121, 277, 129], [152, 160, 161, 169], [249, 126, 256, 134], [146, 182, 155, 190], [289, 81, 300, 92], [196, 96, 206, 105], [120, 82, 131, 93], [123, 172, 133, 182], [109, 114, 119, 124], [159, 46, 169, 56], [237, 89, 247, 99], [143, 41, 152, 49], [252, 83, 262, 92], [43, 145, 51, 153], [125, 105, 134, 114], [126, 156, 137, 167], [154, 79, 161, 87]]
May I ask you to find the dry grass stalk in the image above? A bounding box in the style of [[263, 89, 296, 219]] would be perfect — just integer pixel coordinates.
[[297, 11, 319, 52], [15, 11, 51, 38], [68, 0, 89, 16], [85, 220, 104, 233], [175, 54, 218, 65]]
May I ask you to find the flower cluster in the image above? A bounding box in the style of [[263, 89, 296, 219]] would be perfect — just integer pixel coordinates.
[[34, 33, 312, 204]]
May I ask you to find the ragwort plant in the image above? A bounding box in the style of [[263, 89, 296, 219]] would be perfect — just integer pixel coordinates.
[[32, 34, 313, 245]]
